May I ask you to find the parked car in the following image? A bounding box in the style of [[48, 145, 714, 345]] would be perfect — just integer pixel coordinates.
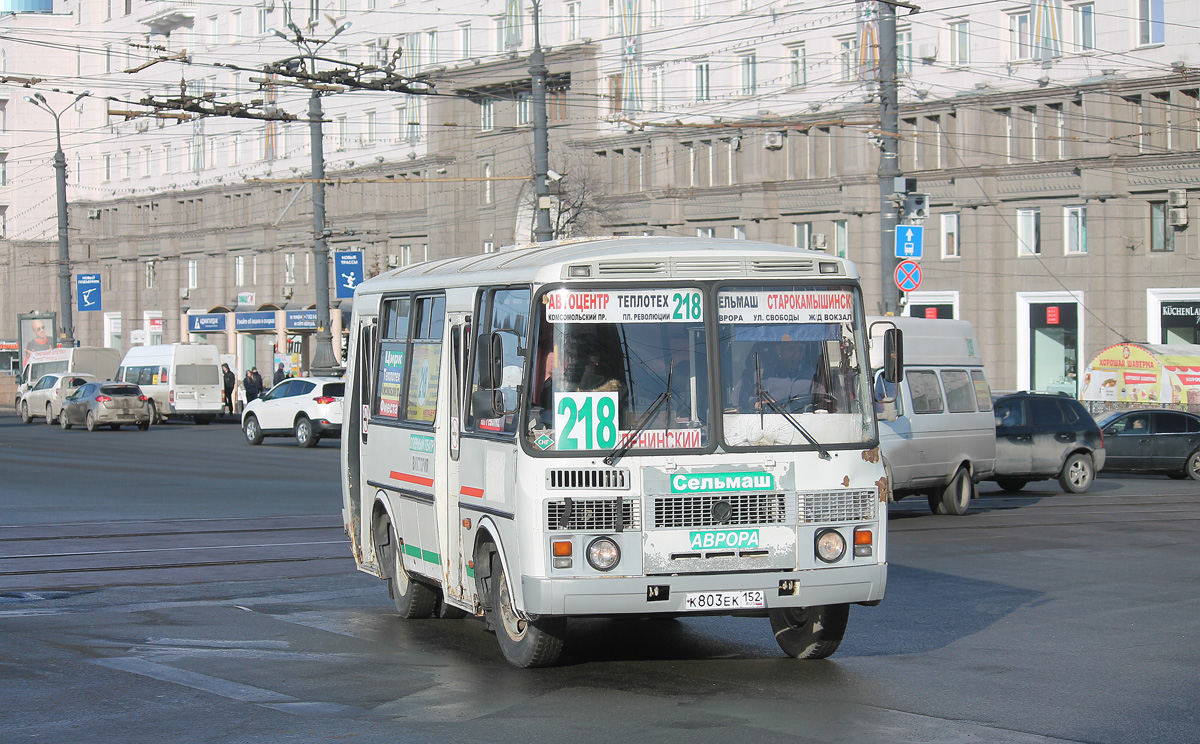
[[242, 377, 344, 447], [988, 392, 1106, 493], [870, 316, 996, 516], [1096, 409, 1200, 480], [14, 346, 120, 411], [19, 373, 96, 424], [59, 382, 153, 431]]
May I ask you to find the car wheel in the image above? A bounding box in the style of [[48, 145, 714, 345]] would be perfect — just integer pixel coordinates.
[[937, 467, 974, 516], [137, 420, 150, 432], [484, 548, 565, 667], [19, 401, 32, 424], [1059, 452, 1095, 493], [148, 401, 160, 425], [1185, 450, 1200, 481], [85, 411, 98, 432], [769, 604, 850, 659], [996, 478, 1028, 492], [294, 416, 317, 448], [243, 414, 264, 445], [386, 523, 437, 619], [45, 403, 57, 425], [60, 410, 72, 430]]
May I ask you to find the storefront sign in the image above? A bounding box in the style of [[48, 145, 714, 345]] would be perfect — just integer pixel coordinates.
[[187, 314, 227, 332], [285, 310, 317, 330], [235, 311, 276, 331], [1046, 306, 1060, 325]]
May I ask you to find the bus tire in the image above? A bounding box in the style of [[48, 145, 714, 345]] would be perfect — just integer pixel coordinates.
[[388, 526, 437, 619], [938, 467, 974, 516], [769, 604, 849, 659], [488, 552, 565, 668]]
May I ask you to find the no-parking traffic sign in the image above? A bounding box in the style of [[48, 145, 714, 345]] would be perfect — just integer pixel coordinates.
[[895, 260, 922, 292]]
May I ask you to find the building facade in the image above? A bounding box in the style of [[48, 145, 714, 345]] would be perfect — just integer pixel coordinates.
[[0, 0, 1197, 389]]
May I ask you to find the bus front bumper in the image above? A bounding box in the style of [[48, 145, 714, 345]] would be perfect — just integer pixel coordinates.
[[520, 563, 886, 616]]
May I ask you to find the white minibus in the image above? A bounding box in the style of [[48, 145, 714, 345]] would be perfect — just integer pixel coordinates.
[[341, 237, 901, 666], [117, 343, 224, 423], [15, 347, 120, 407]]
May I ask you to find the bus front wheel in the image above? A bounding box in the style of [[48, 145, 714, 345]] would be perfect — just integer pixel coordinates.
[[389, 526, 437, 619], [769, 604, 849, 659], [486, 551, 564, 668]]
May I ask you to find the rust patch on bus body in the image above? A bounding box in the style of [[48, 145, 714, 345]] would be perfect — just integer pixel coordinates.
[[876, 476, 890, 502], [861, 447, 880, 464], [842, 475, 851, 487]]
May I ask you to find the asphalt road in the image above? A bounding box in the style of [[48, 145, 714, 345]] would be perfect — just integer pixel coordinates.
[[1, 413, 1197, 743]]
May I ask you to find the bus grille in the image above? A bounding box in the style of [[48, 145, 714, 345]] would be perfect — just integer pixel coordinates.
[[650, 493, 789, 528], [597, 260, 668, 276], [750, 259, 817, 275], [546, 498, 640, 531], [545, 468, 629, 490], [799, 490, 877, 523]]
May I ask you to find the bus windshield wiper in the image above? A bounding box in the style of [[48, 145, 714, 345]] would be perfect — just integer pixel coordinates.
[[754, 353, 831, 460], [604, 367, 672, 466]]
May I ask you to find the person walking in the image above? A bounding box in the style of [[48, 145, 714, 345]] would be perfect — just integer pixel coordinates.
[[244, 369, 261, 403], [273, 363, 286, 386], [222, 363, 236, 415], [251, 367, 264, 394]]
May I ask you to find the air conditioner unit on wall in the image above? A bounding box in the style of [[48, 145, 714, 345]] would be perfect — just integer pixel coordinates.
[[1168, 189, 1188, 207], [135, 119, 150, 132], [811, 233, 828, 250], [764, 131, 785, 150], [179, 288, 189, 300], [918, 43, 938, 61], [387, 254, 400, 268], [1168, 207, 1189, 227], [282, 285, 294, 299], [87, 209, 101, 219]]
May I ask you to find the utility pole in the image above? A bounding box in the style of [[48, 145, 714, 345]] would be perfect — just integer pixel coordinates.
[[269, 20, 351, 376], [25, 91, 89, 347], [530, 0, 553, 242], [878, 1, 902, 316]]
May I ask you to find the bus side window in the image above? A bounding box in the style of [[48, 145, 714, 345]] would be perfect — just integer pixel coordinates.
[[375, 296, 410, 420], [469, 286, 530, 434], [403, 294, 446, 424]]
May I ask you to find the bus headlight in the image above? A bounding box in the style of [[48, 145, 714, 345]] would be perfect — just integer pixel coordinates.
[[815, 529, 846, 563], [586, 537, 621, 572]]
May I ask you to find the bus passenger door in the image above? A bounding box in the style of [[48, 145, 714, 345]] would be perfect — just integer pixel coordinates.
[[353, 318, 377, 562], [441, 314, 471, 608]]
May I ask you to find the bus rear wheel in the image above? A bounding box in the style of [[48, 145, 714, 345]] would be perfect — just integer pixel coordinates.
[[388, 526, 437, 619], [769, 604, 849, 659], [486, 551, 564, 668]]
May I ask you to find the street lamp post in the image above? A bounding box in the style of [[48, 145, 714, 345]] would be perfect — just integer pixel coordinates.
[[269, 21, 350, 376], [25, 91, 88, 347], [530, 0, 553, 243]]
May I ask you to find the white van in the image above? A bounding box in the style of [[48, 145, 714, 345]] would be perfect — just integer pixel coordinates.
[[117, 343, 224, 423], [870, 316, 996, 516], [15, 347, 121, 408]]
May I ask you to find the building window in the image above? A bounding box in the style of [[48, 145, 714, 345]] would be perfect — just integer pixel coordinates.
[[941, 213, 960, 258], [649, 0, 662, 27], [949, 21, 970, 66], [694, 62, 710, 101], [648, 67, 663, 109], [697, 227, 716, 238], [1064, 207, 1087, 254], [997, 108, 1014, 163], [793, 222, 812, 250], [834, 220, 848, 258], [1074, 3, 1095, 51], [141, 147, 152, 177], [459, 23, 472, 59], [235, 255, 245, 286], [897, 29, 913, 75], [145, 261, 156, 288], [483, 240, 495, 253], [1010, 11, 1031, 59], [566, 2, 580, 40], [103, 154, 112, 182], [1018, 208, 1041, 255], [517, 92, 530, 125], [740, 54, 757, 96], [365, 110, 377, 145], [837, 37, 855, 82], [1138, 0, 1164, 46], [284, 252, 296, 284], [693, 0, 706, 20], [1150, 202, 1175, 252], [732, 225, 746, 240], [121, 150, 132, 180], [483, 163, 493, 204], [480, 98, 494, 131], [187, 259, 198, 289], [788, 44, 807, 87]]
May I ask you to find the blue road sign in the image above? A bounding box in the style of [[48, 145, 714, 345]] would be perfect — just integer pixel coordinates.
[[895, 260, 922, 292], [76, 273, 102, 312], [894, 224, 924, 259], [335, 251, 365, 299]]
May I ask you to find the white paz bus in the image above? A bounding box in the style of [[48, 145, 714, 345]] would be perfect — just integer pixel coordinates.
[[341, 237, 902, 667]]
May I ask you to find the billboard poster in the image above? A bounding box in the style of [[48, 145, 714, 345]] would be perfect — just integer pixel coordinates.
[[17, 314, 57, 365]]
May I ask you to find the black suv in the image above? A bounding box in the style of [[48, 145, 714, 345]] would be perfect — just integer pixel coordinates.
[[988, 392, 1106, 493]]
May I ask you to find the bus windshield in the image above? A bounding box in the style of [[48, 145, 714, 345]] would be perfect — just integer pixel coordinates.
[[717, 285, 873, 449], [526, 287, 710, 453]]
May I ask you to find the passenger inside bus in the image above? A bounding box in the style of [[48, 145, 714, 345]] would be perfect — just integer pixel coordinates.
[[732, 339, 834, 413]]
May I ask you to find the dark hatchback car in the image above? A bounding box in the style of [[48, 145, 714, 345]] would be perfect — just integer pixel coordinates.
[[60, 382, 152, 431], [1097, 409, 1200, 480], [988, 392, 1106, 493]]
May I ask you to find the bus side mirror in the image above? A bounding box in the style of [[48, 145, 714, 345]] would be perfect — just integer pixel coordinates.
[[471, 389, 515, 419], [878, 398, 898, 422], [883, 328, 904, 384], [489, 332, 506, 391]]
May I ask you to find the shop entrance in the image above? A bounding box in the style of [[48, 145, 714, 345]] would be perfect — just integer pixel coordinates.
[[1030, 302, 1079, 396]]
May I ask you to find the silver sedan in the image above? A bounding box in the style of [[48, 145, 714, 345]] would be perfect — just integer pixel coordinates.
[[60, 382, 153, 431]]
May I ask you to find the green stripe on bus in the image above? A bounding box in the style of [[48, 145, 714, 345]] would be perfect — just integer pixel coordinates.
[[403, 543, 422, 559], [422, 549, 440, 564], [466, 566, 475, 578], [402, 542, 440, 564]]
